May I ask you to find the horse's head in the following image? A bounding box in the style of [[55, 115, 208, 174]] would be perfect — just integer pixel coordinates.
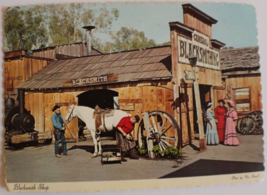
[[65, 104, 76, 123]]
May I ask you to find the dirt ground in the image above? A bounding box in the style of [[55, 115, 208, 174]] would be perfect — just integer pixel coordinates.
[[4, 134, 264, 183]]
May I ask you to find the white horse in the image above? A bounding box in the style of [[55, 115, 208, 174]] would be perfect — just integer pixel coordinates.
[[65, 105, 131, 157]]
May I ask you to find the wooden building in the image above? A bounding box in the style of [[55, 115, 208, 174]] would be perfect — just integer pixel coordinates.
[[16, 46, 174, 141], [14, 3, 261, 148], [169, 4, 225, 146], [32, 42, 102, 59], [4, 43, 102, 100], [4, 50, 54, 101], [214, 46, 261, 113]]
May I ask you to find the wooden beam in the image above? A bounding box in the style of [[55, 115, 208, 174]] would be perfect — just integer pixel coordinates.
[[193, 66, 207, 151], [5, 50, 25, 59], [142, 112, 155, 159], [118, 99, 142, 103]]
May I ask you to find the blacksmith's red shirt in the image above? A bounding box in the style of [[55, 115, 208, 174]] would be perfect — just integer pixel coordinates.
[[116, 117, 134, 133]]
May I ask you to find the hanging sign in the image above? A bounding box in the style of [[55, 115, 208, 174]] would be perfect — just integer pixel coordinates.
[[178, 31, 220, 70], [63, 74, 118, 87], [184, 70, 195, 80]]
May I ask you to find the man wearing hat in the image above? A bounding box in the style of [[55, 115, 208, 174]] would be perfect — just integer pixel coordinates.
[[115, 115, 140, 161], [51, 105, 67, 158]]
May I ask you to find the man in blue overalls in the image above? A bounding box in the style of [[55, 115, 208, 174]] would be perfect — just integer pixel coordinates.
[[51, 105, 67, 158]]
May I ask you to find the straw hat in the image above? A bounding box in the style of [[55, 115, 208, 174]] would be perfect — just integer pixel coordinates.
[[226, 100, 235, 107]]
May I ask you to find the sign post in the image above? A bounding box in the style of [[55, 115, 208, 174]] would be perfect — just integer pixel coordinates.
[[188, 55, 207, 152]]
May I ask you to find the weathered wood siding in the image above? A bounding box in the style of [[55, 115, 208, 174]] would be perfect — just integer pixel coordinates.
[[184, 13, 212, 38], [24, 81, 174, 142], [4, 57, 52, 99], [56, 43, 87, 57], [25, 93, 45, 132], [226, 75, 261, 111], [32, 43, 89, 59], [213, 74, 261, 112], [32, 48, 56, 59], [171, 57, 222, 144]]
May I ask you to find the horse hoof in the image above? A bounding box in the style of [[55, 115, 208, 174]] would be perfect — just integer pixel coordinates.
[[98, 153, 102, 156], [91, 154, 98, 158]]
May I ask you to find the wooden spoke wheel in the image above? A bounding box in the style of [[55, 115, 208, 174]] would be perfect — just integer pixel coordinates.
[[138, 111, 181, 152], [250, 112, 263, 134], [237, 116, 256, 135]]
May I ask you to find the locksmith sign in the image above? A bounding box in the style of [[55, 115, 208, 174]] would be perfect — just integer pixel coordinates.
[[63, 74, 118, 87], [178, 31, 220, 70]]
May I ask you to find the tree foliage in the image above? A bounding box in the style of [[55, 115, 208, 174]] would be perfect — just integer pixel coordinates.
[[47, 4, 119, 46], [4, 6, 48, 51], [222, 46, 234, 50], [4, 4, 119, 52], [112, 27, 157, 51], [4, 4, 168, 53], [96, 27, 158, 53]]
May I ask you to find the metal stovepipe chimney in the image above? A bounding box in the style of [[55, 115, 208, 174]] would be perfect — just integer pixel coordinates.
[[83, 25, 96, 55]]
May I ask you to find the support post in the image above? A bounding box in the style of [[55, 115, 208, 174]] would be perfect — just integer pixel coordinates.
[[142, 112, 155, 158], [192, 66, 207, 151]]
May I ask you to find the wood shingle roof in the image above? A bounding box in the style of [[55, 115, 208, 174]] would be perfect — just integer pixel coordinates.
[[220, 46, 260, 71], [17, 45, 172, 90]]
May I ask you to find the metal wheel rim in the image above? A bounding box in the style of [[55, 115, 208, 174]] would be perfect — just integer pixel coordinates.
[[138, 111, 180, 150]]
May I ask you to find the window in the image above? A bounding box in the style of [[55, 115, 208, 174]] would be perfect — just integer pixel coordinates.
[[235, 88, 250, 112]]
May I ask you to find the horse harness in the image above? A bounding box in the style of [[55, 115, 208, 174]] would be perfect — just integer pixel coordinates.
[[66, 105, 75, 122]]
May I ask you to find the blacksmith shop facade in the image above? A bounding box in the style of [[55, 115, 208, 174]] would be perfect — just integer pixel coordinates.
[[11, 4, 261, 147]]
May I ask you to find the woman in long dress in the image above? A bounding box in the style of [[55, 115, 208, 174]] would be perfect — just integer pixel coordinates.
[[224, 100, 240, 146], [205, 102, 219, 145], [215, 99, 227, 144]]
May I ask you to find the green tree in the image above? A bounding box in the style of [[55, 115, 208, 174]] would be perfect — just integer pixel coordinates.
[[47, 4, 119, 46], [222, 46, 234, 50], [158, 41, 171, 46], [110, 27, 157, 52], [4, 4, 119, 51], [4, 6, 48, 51]]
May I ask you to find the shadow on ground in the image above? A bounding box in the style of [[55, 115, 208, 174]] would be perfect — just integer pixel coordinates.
[[68, 144, 120, 154], [5, 142, 50, 151], [159, 159, 264, 178]]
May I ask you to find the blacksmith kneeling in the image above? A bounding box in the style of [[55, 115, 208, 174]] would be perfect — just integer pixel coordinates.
[[115, 115, 140, 161], [51, 105, 68, 158]]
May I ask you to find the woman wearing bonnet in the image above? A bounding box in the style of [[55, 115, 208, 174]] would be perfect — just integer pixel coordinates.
[[224, 100, 240, 146], [205, 102, 219, 145]]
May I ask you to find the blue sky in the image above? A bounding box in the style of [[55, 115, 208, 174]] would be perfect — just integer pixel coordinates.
[[91, 2, 258, 48], [18, 2, 258, 48]]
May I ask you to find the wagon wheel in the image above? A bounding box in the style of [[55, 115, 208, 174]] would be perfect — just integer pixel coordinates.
[[250, 112, 263, 134], [138, 111, 181, 153], [237, 116, 256, 135]]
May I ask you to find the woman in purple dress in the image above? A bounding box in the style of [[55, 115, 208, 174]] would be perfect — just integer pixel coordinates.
[[224, 100, 240, 146]]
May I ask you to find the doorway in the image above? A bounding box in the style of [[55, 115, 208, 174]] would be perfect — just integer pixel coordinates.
[[199, 84, 212, 111], [77, 89, 119, 109], [193, 84, 212, 134], [77, 89, 119, 138]]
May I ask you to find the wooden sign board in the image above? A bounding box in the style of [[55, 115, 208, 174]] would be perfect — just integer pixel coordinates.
[[119, 103, 135, 111], [63, 74, 118, 87], [184, 70, 195, 80], [178, 31, 220, 70]]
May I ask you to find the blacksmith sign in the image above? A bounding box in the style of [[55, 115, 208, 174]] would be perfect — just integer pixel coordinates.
[[64, 74, 118, 87], [178, 31, 220, 70]]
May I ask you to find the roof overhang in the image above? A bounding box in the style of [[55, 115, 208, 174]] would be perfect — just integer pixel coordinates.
[[211, 39, 226, 49], [182, 4, 218, 25], [169, 21, 194, 35]]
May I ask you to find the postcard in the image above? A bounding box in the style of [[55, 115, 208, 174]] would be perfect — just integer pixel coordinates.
[[1, 0, 265, 193]]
